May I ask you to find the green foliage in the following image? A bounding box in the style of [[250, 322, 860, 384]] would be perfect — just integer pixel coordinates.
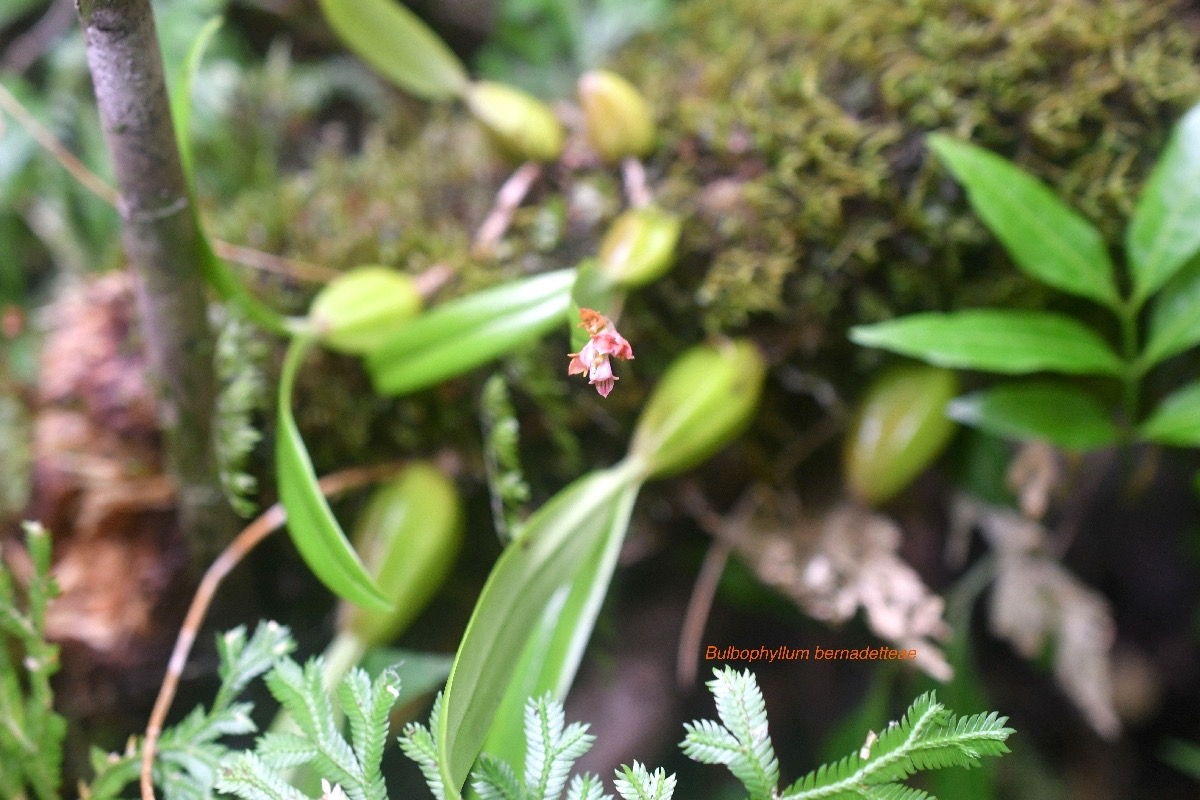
[[404, 669, 1008, 800], [436, 462, 642, 798], [439, 341, 765, 798], [852, 103, 1200, 451], [615, 0, 1200, 333], [947, 383, 1120, 452], [680, 669, 778, 800], [275, 335, 390, 611], [214, 308, 268, 517], [683, 668, 1013, 800], [924, 135, 1121, 309], [476, 0, 670, 97], [1160, 738, 1200, 781], [218, 660, 402, 800], [365, 269, 576, 397], [403, 693, 673, 800], [851, 311, 1125, 377], [0, 523, 65, 800], [85, 621, 295, 800], [317, 0, 469, 101], [481, 374, 532, 542]]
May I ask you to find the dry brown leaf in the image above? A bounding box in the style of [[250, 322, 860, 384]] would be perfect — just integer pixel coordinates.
[[954, 495, 1120, 739], [699, 488, 953, 681]]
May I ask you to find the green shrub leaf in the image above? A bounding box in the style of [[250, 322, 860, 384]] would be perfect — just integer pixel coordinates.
[[850, 311, 1124, 376], [1127, 103, 1200, 305], [275, 336, 391, 611], [947, 382, 1120, 450], [927, 135, 1119, 309], [317, 0, 469, 101], [1139, 381, 1200, 446], [1142, 258, 1200, 368]]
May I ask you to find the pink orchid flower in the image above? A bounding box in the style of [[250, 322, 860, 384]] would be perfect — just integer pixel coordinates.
[[567, 308, 634, 397]]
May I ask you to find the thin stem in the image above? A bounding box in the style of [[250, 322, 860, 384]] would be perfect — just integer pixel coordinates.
[[676, 538, 732, 688], [139, 461, 406, 800], [0, 78, 339, 285], [0, 80, 119, 207], [1116, 297, 1141, 428], [471, 162, 542, 259]]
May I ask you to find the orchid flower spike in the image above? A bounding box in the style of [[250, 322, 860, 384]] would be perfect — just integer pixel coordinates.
[[567, 308, 634, 397]]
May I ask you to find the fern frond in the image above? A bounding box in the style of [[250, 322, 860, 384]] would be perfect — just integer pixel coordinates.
[[780, 690, 1014, 800], [473, 754, 524, 800], [398, 694, 446, 800], [679, 719, 742, 765], [338, 666, 399, 790], [523, 693, 596, 800], [255, 732, 320, 770], [613, 762, 676, 800], [566, 773, 612, 800], [940, 711, 1015, 759], [217, 752, 310, 800], [265, 658, 366, 793], [780, 753, 867, 797], [214, 622, 296, 709], [681, 668, 779, 800], [862, 784, 933, 800]]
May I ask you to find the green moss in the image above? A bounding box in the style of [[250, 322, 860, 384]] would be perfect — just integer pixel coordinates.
[[618, 0, 1200, 335], [208, 0, 1200, 486]]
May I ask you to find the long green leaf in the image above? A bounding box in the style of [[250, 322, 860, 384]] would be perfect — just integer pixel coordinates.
[[164, 15, 293, 335], [437, 463, 641, 799], [170, 15, 223, 185], [367, 269, 575, 363], [927, 135, 1119, 309], [367, 282, 572, 396], [1142, 257, 1200, 368], [1127, 103, 1200, 305], [276, 336, 391, 610], [947, 382, 1120, 450], [850, 311, 1125, 376], [318, 0, 469, 101], [479, 481, 640, 772], [1138, 381, 1200, 446]]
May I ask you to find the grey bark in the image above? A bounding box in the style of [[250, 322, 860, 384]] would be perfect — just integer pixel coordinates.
[[77, 0, 231, 564]]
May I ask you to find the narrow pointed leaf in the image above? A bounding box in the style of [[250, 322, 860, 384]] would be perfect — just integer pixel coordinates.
[[368, 269, 575, 361], [437, 463, 642, 799], [169, 15, 223, 185], [276, 336, 391, 610], [928, 135, 1119, 308], [947, 382, 1120, 450], [480, 482, 640, 773], [1143, 258, 1200, 367], [368, 292, 571, 395], [317, 0, 469, 101], [1139, 381, 1200, 446], [365, 269, 575, 396], [1127, 103, 1200, 304], [850, 311, 1124, 376]]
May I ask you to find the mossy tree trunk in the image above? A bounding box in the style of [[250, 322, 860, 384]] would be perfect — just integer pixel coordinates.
[[77, 0, 231, 565]]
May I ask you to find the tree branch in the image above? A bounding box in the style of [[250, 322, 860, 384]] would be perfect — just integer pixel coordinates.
[[77, 0, 231, 562]]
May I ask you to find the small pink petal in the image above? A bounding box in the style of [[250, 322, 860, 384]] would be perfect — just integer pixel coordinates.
[[593, 377, 616, 397], [589, 357, 615, 383], [594, 331, 634, 360], [567, 354, 588, 376]]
